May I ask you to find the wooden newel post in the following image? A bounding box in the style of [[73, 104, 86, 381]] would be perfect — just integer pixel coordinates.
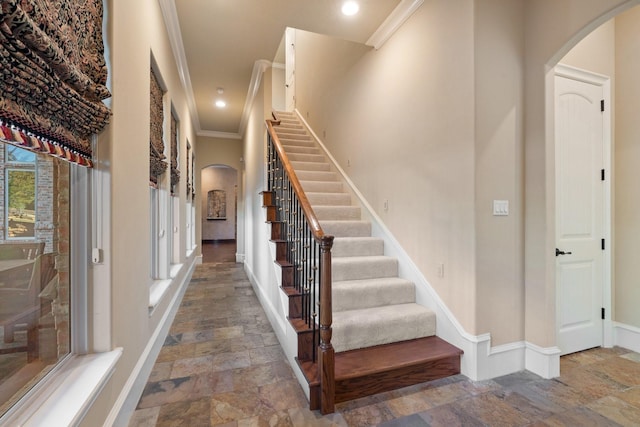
[[318, 235, 335, 414]]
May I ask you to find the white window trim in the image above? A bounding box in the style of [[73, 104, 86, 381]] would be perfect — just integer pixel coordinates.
[[0, 157, 121, 426]]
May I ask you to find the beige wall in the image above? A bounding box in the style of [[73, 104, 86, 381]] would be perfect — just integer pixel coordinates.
[[473, 0, 525, 345], [291, 0, 640, 348], [195, 136, 244, 255], [81, 0, 197, 424], [295, 0, 479, 333], [615, 6, 640, 328], [201, 166, 237, 240], [523, 0, 640, 347]]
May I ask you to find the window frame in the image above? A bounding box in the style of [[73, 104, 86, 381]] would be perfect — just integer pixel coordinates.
[[0, 154, 121, 426]]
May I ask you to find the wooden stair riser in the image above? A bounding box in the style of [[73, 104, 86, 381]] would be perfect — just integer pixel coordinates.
[[278, 263, 294, 287], [270, 222, 284, 240], [265, 206, 277, 222], [273, 240, 287, 262], [281, 286, 303, 318], [261, 190, 275, 206], [289, 319, 317, 361], [334, 355, 461, 403]]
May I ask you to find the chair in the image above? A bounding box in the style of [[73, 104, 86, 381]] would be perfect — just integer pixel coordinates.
[[0, 253, 57, 362], [0, 241, 45, 260]]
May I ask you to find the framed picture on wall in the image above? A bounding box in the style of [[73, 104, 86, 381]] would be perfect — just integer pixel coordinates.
[[207, 189, 226, 220]]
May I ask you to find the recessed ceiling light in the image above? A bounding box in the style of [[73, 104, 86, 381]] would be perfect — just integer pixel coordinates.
[[215, 100, 226, 108], [342, 1, 359, 16], [217, 87, 224, 94]]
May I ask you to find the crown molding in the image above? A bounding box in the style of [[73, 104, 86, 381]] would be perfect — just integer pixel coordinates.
[[197, 130, 242, 140], [238, 59, 271, 138], [158, 0, 202, 133], [366, 0, 424, 50]]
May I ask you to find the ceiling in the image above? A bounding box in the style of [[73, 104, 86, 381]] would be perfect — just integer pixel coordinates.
[[165, 0, 405, 139]]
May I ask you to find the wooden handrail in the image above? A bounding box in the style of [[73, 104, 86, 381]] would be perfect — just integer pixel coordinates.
[[265, 119, 329, 245], [265, 114, 335, 414]]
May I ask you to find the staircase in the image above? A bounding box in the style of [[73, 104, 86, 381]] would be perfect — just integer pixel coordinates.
[[263, 111, 462, 412]]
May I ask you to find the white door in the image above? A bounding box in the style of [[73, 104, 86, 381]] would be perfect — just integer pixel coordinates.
[[285, 27, 295, 112], [555, 66, 608, 356]]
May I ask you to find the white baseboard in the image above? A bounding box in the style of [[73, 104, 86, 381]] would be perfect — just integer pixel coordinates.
[[525, 342, 560, 379], [466, 338, 558, 381], [236, 253, 245, 263], [195, 255, 203, 264], [614, 322, 640, 353], [106, 259, 196, 427]]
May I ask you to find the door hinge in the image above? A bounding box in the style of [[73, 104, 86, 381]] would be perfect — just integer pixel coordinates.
[[601, 169, 605, 181], [601, 99, 605, 112], [601, 238, 605, 250], [601, 307, 605, 320]]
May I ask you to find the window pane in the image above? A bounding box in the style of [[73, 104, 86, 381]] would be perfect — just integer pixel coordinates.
[[7, 170, 36, 239], [5, 146, 36, 164], [0, 151, 70, 416]]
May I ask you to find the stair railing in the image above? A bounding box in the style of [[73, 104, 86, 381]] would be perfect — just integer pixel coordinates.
[[266, 112, 335, 414]]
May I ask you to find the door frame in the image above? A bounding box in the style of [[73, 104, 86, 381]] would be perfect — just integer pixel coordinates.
[[554, 63, 612, 350]]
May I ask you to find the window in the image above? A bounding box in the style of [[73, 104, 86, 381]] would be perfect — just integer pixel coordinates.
[[5, 146, 37, 240], [0, 144, 71, 416]]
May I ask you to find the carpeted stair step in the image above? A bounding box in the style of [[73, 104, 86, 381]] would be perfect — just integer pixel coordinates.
[[277, 127, 307, 136], [332, 256, 397, 281], [306, 192, 352, 206], [287, 153, 326, 163], [313, 205, 361, 221], [296, 170, 339, 182], [278, 134, 314, 143], [320, 220, 371, 237], [283, 146, 321, 155], [333, 277, 416, 311], [332, 237, 384, 257], [290, 161, 331, 172], [300, 181, 344, 193], [332, 303, 436, 352]]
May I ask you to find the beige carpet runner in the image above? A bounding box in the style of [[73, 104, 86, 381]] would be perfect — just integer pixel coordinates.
[[273, 111, 436, 353]]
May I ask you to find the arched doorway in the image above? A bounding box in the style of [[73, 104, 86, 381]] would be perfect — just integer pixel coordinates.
[[531, 1, 640, 370], [200, 164, 238, 263]]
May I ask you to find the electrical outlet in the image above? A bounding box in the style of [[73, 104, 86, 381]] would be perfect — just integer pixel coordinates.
[[383, 200, 389, 211]]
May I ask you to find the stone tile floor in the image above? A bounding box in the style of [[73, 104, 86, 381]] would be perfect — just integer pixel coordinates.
[[129, 262, 640, 426]]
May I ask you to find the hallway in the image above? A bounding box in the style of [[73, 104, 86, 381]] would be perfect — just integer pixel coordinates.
[[129, 263, 640, 426]]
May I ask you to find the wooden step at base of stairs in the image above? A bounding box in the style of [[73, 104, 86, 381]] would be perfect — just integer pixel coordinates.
[[298, 336, 463, 410]]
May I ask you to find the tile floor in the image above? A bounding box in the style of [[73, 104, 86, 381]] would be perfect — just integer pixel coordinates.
[[129, 262, 640, 426]]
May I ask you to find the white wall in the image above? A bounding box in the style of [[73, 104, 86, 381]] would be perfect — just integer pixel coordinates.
[[272, 66, 286, 112]]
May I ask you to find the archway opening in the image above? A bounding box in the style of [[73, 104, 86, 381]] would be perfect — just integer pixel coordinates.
[[200, 164, 238, 263]]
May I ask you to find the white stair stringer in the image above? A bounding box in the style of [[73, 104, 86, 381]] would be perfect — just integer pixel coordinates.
[[273, 111, 436, 353]]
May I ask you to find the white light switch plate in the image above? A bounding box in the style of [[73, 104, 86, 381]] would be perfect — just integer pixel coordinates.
[[493, 200, 509, 216]]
